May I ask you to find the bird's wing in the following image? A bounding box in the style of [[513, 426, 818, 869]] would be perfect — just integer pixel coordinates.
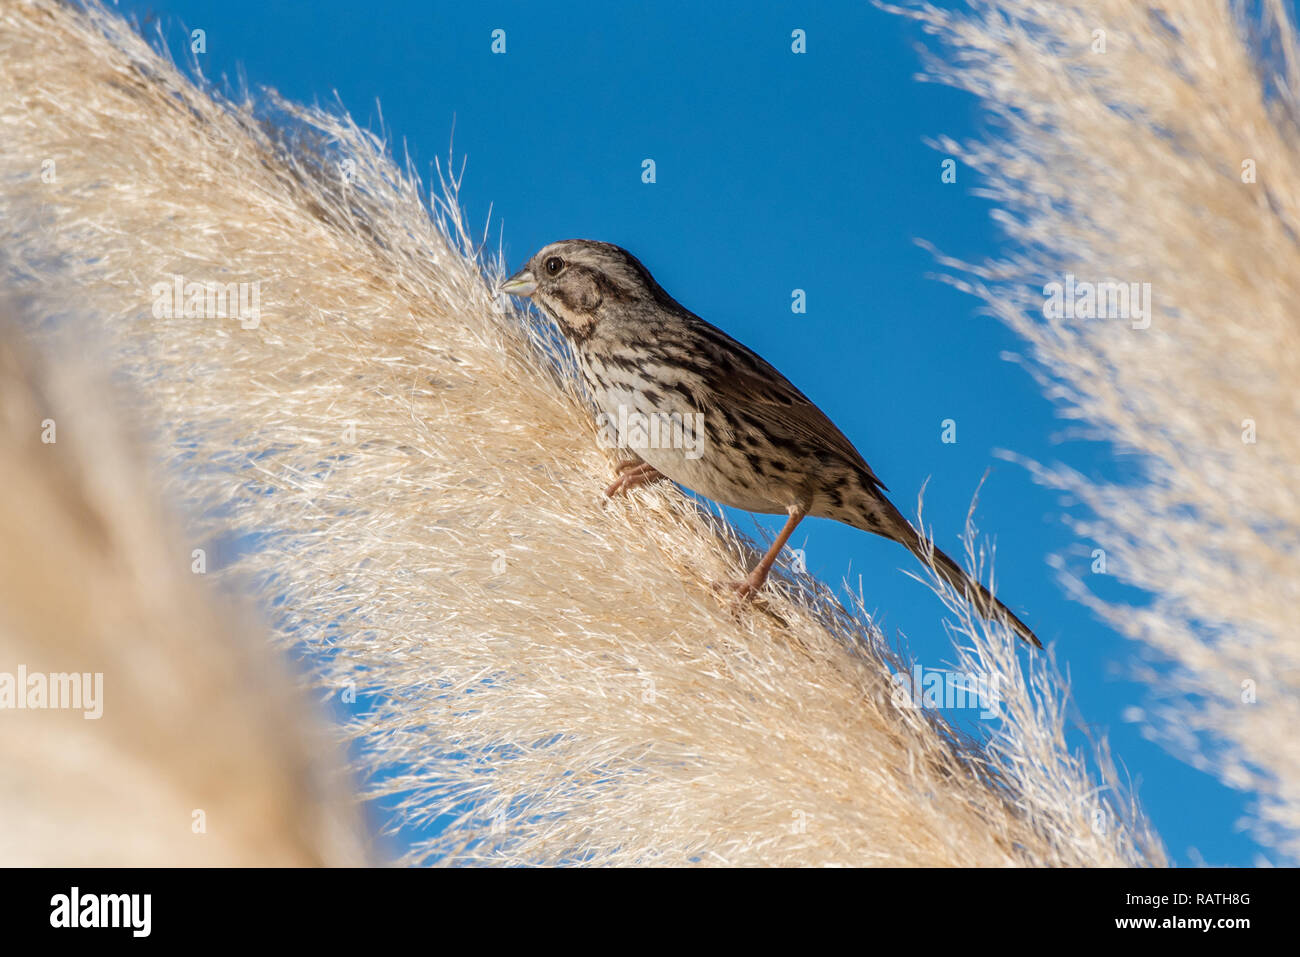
[[707, 338, 889, 493]]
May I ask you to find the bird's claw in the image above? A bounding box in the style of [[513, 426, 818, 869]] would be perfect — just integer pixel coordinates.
[[710, 577, 763, 605], [604, 461, 663, 497]]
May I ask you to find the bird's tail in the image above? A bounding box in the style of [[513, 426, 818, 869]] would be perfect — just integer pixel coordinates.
[[874, 507, 1042, 649]]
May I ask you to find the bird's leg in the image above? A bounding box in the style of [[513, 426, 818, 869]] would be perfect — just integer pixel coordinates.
[[604, 460, 664, 497], [730, 506, 808, 600]]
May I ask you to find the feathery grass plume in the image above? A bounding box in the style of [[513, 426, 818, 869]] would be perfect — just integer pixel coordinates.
[[887, 0, 1300, 861], [0, 305, 368, 865], [0, 0, 1161, 865]]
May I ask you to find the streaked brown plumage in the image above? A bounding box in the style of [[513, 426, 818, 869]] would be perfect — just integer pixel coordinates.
[[501, 239, 1041, 647]]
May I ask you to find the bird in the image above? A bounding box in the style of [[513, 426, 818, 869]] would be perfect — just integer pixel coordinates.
[[499, 239, 1041, 648]]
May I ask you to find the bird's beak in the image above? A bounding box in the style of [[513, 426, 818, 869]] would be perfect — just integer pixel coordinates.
[[499, 267, 537, 298]]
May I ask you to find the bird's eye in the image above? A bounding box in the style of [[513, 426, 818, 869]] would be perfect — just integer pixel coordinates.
[[545, 256, 564, 275]]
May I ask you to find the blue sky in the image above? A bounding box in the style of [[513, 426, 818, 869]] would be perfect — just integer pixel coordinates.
[[115, 0, 1268, 865]]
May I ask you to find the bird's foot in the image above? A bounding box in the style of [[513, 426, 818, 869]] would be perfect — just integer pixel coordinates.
[[711, 578, 759, 615], [604, 460, 664, 497], [710, 574, 767, 606], [724, 579, 759, 600], [709, 576, 789, 628]]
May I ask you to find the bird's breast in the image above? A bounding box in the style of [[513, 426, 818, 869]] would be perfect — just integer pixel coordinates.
[[577, 349, 801, 514]]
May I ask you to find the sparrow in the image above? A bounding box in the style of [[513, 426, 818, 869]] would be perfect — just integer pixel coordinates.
[[500, 240, 1041, 647]]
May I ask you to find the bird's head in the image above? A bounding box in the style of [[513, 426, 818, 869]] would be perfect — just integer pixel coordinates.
[[498, 240, 668, 342]]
